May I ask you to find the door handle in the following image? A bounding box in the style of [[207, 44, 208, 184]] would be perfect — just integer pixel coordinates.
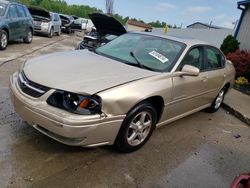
[[201, 76, 208, 82]]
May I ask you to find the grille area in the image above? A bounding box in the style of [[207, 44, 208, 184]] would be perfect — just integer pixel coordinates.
[[18, 71, 50, 98]]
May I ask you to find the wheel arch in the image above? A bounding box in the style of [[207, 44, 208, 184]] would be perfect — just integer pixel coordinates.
[[29, 26, 34, 34], [224, 82, 231, 94], [143, 96, 164, 123], [127, 95, 165, 124]]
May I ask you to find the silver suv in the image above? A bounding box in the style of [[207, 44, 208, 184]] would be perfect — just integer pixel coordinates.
[[28, 7, 61, 38]]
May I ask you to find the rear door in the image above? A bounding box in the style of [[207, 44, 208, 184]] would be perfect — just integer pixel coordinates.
[[16, 5, 28, 37], [204, 46, 226, 103], [167, 46, 210, 119], [6, 4, 20, 40]]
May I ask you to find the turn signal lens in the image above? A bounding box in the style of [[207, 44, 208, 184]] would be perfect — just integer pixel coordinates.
[[79, 99, 89, 108]]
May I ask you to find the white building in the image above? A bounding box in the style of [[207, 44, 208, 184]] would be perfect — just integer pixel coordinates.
[[235, 0, 250, 50]]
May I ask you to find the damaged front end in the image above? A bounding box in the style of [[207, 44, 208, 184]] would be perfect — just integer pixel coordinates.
[[76, 13, 126, 50], [28, 7, 51, 33]]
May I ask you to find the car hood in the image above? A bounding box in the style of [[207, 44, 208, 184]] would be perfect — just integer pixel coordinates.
[[23, 50, 159, 94], [28, 6, 50, 19], [89, 13, 127, 37]]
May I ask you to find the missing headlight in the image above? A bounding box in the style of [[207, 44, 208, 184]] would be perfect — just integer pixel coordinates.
[[47, 90, 102, 115]]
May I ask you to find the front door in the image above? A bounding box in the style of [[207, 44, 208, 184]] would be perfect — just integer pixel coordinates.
[[166, 46, 210, 119]]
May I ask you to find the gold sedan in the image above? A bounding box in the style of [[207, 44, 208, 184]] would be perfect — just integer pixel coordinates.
[[9, 32, 235, 152]]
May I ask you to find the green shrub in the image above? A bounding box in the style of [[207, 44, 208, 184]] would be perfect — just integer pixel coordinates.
[[220, 35, 240, 55]]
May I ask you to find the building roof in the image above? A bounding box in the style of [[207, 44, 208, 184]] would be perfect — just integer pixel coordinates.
[[187, 22, 223, 29], [238, 0, 250, 6], [130, 31, 211, 47], [152, 28, 233, 48], [127, 20, 152, 29]]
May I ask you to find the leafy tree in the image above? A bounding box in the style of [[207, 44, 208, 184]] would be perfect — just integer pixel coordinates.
[[16, 0, 175, 28], [220, 35, 240, 55]]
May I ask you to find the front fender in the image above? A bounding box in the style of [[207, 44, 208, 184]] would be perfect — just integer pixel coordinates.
[[98, 74, 173, 116]]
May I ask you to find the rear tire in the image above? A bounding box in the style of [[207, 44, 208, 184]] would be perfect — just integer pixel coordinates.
[[115, 101, 157, 153], [23, 29, 33, 44], [0, 30, 8, 50], [206, 87, 226, 113]]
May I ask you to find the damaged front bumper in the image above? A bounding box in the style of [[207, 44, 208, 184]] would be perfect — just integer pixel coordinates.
[[9, 72, 124, 147]]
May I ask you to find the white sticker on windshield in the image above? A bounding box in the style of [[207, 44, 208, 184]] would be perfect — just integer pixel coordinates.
[[149, 51, 169, 63]]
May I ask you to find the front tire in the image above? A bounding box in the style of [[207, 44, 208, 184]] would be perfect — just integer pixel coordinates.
[[115, 102, 157, 153], [0, 30, 8, 50], [207, 87, 226, 113]]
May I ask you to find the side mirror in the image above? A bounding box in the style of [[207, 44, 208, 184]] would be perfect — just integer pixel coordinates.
[[181, 65, 200, 76]]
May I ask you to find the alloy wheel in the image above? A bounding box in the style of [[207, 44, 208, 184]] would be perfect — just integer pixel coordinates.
[[1, 33, 7, 48], [126, 111, 153, 146], [215, 90, 224, 109], [27, 31, 33, 42]]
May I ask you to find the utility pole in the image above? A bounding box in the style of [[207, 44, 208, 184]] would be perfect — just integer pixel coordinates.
[[106, 0, 114, 15]]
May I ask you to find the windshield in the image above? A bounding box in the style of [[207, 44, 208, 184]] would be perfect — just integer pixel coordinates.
[[96, 33, 186, 72], [0, 2, 7, 17]]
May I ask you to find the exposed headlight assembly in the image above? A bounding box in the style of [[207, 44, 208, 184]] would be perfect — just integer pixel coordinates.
[[47, 91, 102, 115]]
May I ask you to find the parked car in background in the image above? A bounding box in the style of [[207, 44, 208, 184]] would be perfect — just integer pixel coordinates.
[[76, 13, 126, 50], [0, 0, 33, 50], [28, 7, 61, 38], [59, 14, 74, 33], [59, 14, 82, 34], [71, 15, 83, 31], [10, 32, 235, 152]]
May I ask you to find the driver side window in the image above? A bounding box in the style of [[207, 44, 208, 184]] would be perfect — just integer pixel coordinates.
[[178, 47, 204, 71]]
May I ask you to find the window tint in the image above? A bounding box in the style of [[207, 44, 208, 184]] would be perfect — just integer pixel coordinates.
[[206, 47, 224, 69], [8, 5, 18, 18], [16, 5, 26, 17], [23, 6, 31, 17], [179, 47, 204, 71]]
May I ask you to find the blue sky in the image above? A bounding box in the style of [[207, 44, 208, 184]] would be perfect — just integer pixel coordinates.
[[65, 0, 241, 28]]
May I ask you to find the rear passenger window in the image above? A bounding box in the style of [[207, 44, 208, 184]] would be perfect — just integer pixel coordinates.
[[16, 5, 26, 17], [206, 47, 224, 69], [8, 5, 18, 18]]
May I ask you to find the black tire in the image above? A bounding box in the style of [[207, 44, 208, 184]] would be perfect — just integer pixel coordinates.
[[57, 28, 61, 36], [23, 29, 33, 44], [206, 87, 226, 113], [0, 30, 8, 50], [48, 28, 54, 38], [115, 101, 157, 153]]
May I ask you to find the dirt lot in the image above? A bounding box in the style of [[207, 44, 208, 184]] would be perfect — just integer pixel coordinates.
[[0, 34, 250, 188]]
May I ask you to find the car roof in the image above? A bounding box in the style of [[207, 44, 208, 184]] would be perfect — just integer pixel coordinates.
[[0, 0, 9, 4], [130, 31, 210, 47], [0, 0, 25, 6]]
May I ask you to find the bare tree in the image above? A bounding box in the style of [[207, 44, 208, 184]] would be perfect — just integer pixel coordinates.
[[106, 0, 114, 15]]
